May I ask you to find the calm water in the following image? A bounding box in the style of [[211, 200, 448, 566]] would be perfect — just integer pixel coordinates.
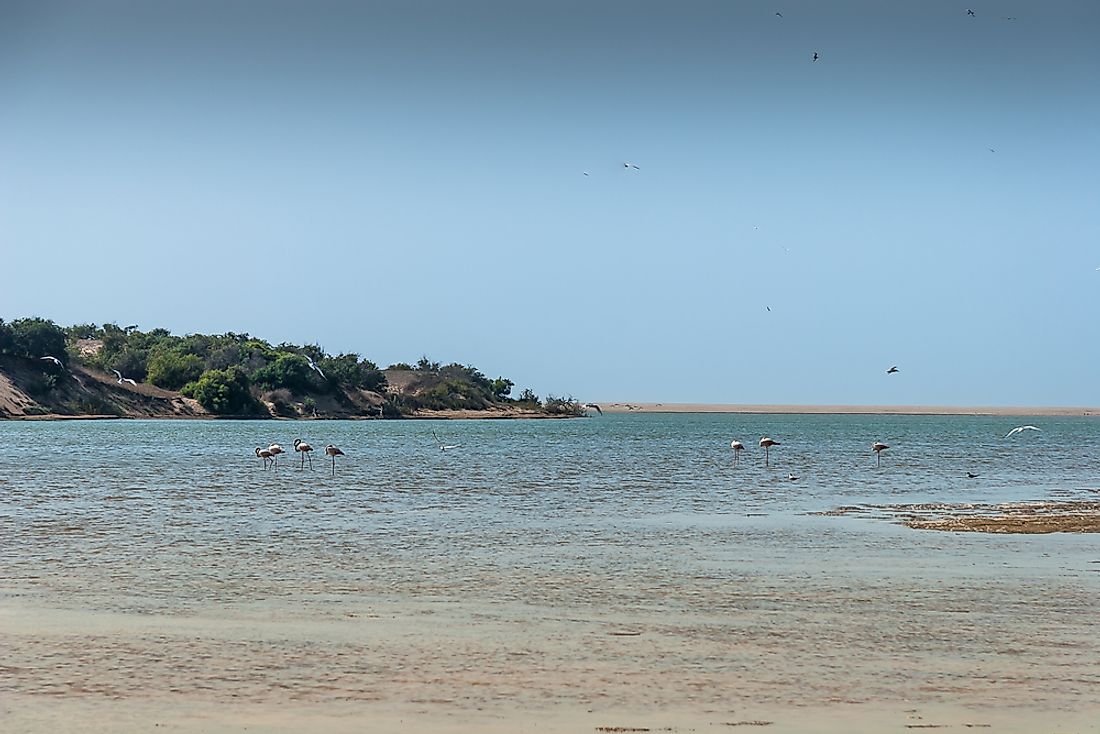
[[2, 414, 1099, 729]]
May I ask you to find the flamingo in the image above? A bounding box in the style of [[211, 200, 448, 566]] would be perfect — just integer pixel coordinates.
[[267, 443, 286, 467], [325, 445, 345, 476], [759, 436, 780, 467], [730, 440, 745, 465], [255, 447, 274, 469], [294, 438, 314, 469], [872, 441, 889, 467]]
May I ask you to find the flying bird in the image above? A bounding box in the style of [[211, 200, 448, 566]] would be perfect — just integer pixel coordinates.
[[582, 403, 603, 415], [111, 369, 138, 386], [39, 356, 63, 366], [988, 148, 996, 153], [730, 440, 745, 465], [433, 430, 461, 451], [872, 441, 890, 467], [324, 445, 345, 476], [623, 162, 640, 170], [306, 356, 325, 379], [775, 11, 783, 17], [967, 8, 975, 16], [886, 366, 899, 374], [812, 51, 819, 62], [1005, 425, 1041, 439], [294, 438, 314, 469]]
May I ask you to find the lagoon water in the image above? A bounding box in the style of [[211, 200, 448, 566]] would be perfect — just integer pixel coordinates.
[[1, 415, 1098, 732]]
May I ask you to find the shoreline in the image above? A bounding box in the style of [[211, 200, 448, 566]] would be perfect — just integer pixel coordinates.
[[6, 403, 1099, 421], [597, 402, 1099, 416]]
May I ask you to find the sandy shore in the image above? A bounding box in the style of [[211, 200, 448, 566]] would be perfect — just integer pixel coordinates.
[[598, 402, 1099, 416]]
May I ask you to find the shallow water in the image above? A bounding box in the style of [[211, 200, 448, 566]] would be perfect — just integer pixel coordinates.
[[1, 415, 1098, 732]]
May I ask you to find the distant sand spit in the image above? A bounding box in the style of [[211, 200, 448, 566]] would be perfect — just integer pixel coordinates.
[[599, 402, 1099, 416]]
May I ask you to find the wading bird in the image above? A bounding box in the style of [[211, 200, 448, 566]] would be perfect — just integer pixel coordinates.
[[1005, 425, 1041, 439], [255, 447, 274, 469], [40, 356, 63, 366], [759, 436, 780, 467], [267, 443, 286, 467], [325, 445, 345, 476], [872, 441, 890, 467], [730, 440, 745, 465], [294, 438, 314, 469], [111, 369, 138, 386]]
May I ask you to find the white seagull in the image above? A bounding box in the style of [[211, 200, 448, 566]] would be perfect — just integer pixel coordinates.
[[582, 403, 603, 415], [1005, 425, 1041, 439], [40, 356, 63, 366], [111, 369, 138, 386], [432, 430, 461, 451], [306, 356, 325, 379]]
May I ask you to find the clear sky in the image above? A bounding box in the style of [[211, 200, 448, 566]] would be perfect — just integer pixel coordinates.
[[1, 1, 1097, 405]]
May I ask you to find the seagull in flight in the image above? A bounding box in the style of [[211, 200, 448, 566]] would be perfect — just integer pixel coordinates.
[[775, 11, 783, 17], [967, 8, 975, 16], [40, 356, 63, 366], [623, 162, 640, 170], [886, 365, 899, 374], [812, 51, 819, 62], [432, 430, 461, 451], [582, 403, 603, 415], [306, 356, 325, 379], [111, 369, 137, 386], [1005, 425, 1041, 439]]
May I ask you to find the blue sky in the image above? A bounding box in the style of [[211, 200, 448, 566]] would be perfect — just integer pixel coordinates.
[[1, 1, 1097, 405]]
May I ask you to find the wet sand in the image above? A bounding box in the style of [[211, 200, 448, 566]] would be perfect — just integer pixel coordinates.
[[821, 499, 1100, 533]]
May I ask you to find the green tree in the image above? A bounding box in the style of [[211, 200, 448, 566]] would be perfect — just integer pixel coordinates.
[[146, 351, 205, 390], [0, 319, 13, 354], [250, 353, 315, 393], [490, 377, 514, 401], [9, 318, 67, 363], [181, 367, 259, 415]]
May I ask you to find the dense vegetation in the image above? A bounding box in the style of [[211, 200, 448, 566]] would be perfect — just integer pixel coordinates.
[[1, 317, 582, 418]]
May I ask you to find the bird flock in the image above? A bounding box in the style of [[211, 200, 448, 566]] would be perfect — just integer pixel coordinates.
[[255, 439, 345, 475], [725, 423, 1042, 480]]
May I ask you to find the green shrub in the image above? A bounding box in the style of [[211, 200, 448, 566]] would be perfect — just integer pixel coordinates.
[[181, 367, 259, 415], [9, 318, 67, 363], [250, 353, 315, 393], [146, 351, 205, 390]]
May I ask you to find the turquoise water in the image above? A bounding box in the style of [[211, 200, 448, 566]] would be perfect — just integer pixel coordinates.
[[1, 414, 1098, 721]]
